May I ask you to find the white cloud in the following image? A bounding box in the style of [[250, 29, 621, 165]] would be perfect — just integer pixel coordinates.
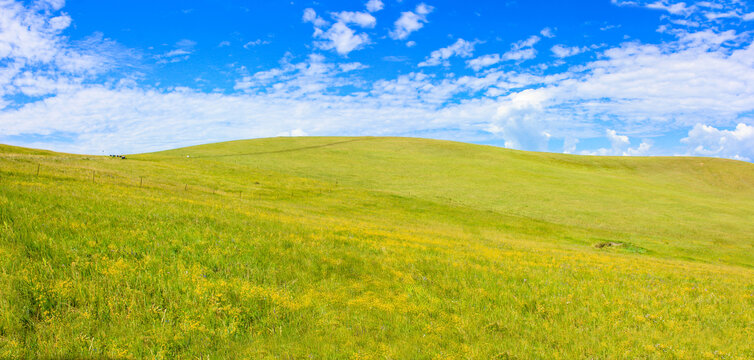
[[156, 39, 196, 63], [503, 48, 537, 61], [303, 8, 373, 55], [339, 62, 368, 72], [612, 0, 752, 32], [418, 39, 476, 67], [3, 0, 754, 162], [682, 123, 754, 161], [695, 1, 723, 10], [703, 10, 740, 21], [243, 39, 269, 48], [176, 39, 197, 48], [277, 128, 308, 137], [645, 1, 693, 16], [504, 35, 540, 61], [163, 49, 191, 57], [551, 44, 586, 58], [580, 129, 652, 156], [466, 35, 540, 70], [36, 0, 65, 11], [496, 88, 550, 118], [48, 14, 71, 31], [302, 8, 328, 28], [513, 35, 541, 49], [218, 41, 230, 47], [234, 53, 350, 95], [390, 3, 434, 40], [0, 0, 127, 100], [466, 29, 754, 153], [540, 27, 555, 38], [607, 129, 630, 147], [563, 137, 579, 154], [0, 84, 479, 154], [365, 0, 384, 13], [315, 22, 370, 55], [466, 54, 502, 71], [626, 141, 652, 156], [744, 12, 754, 21], [331, 11, 376, 28]]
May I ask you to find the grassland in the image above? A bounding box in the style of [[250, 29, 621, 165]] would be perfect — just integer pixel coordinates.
[[1, 137, 753, 359]]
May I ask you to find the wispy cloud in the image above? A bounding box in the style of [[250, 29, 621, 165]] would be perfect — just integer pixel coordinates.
[[156, 39, 197, 63], [243, 39, 270, 49], [550, 44, 586, 58], [419, 39, 476, 67], [466, 34, 541, 70]]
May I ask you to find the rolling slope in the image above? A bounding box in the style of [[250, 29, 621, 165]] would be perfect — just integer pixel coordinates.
[[1, 137, 753, 359]]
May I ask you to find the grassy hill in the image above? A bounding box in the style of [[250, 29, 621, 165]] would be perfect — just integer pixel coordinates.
[[1, 137, 753, 359]]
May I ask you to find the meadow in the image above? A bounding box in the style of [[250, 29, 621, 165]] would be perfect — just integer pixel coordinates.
[[1, 137, 753, 359]]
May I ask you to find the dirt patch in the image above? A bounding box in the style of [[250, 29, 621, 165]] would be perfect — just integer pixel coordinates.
[[594, 241, 624, 249]]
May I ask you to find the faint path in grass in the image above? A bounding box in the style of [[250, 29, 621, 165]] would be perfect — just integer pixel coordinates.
[[188, 138, 373, 158]]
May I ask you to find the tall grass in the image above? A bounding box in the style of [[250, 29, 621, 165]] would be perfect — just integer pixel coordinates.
[[1, 138, 753, 359]]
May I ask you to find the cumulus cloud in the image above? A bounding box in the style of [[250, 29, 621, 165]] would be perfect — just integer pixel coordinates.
[[607, 129, 630, 147], [365, 0, 384, 13], [331, 11, 376, 28], [579, 129, 652, 156], [464, 28, 754, 157], [418, 39, 476, 67], [302, 8, 327, 28], [390, 3, 434, 40], [303, 8, 373, 55], [682, 123, 754, 161], [316, 23, 370, 55]]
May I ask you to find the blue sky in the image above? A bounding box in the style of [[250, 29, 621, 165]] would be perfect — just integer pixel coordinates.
[[1, 0, 753, 160]]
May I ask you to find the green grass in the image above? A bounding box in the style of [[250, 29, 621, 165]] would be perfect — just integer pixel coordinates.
[[1, 137, 753, 359]]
